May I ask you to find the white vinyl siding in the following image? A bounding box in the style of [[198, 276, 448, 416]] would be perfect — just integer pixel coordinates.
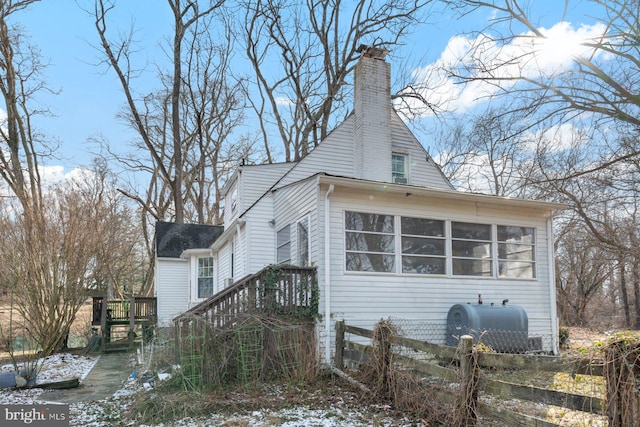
[[155, 259, 189, 326], [389, 113, 452, 190], [274, 179, 319, 268]]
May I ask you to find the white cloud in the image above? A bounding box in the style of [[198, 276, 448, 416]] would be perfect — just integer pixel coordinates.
[[275, 97, 294, 106], [400, 21, 608, 116], [40, 165, 95, 189]]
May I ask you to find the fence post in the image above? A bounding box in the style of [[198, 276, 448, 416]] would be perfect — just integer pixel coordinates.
[[335, 320, 345, 369], [459, 335, 477, 426]]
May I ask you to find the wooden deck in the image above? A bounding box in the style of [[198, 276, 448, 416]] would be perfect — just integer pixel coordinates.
[[91, 296, 157, 326]]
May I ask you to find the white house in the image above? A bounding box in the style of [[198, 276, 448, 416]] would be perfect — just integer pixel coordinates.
[[155, 48, 564, 361]]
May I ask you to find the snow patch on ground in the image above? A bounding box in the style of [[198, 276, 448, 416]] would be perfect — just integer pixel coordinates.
[[1, 353, 411, 426]]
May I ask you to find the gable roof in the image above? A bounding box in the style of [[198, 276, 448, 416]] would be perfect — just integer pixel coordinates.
[[155, 221, 224, 258]]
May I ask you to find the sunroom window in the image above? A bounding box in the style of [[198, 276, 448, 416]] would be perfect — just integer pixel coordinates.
[[401, 217, 445, 274], [498, 226, 536, 278], [345, 211, 395, 272], [451, 222, 492, 276]]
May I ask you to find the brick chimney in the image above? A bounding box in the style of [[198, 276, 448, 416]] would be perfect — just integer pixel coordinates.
[[353, 46, 392, 182]]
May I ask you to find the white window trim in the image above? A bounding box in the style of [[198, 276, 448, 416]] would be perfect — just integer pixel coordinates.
[[343, 210, 537, 280], [392, 152, 409, 184]]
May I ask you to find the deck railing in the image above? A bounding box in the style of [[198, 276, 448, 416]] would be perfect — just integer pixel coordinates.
[[174, 265, 318, 328], [92, 296, 157, 325]]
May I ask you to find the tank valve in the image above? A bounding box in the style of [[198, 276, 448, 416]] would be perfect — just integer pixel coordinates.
[[502, 299, 509, 306]]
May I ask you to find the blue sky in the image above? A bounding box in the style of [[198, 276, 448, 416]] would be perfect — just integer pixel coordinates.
[[9, 0, 602, 178]]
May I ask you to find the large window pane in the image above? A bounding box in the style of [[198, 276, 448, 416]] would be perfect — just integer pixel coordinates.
[[401, 218, 444, 237], [345, 211, 394, 233], [452, 240, 491, 258], [402, 237, 444, 255], [452, 222, 491, 240], [452, 258, 492, 276], [402, 256, 445, 274], [346, 232, 394, 253], [346, 253, 395, 272]]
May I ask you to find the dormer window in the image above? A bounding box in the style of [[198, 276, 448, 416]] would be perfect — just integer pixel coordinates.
[[392, 153, 408, 184]]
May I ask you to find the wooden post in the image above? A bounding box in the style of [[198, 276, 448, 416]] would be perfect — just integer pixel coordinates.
[[458, 335, 477, 426], [100, 296, 108, 349], [128, 295, 136, 349], [335, 320, 345, 369]]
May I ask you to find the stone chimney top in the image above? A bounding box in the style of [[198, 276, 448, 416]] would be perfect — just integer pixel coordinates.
[[356, 44, 390, 60]]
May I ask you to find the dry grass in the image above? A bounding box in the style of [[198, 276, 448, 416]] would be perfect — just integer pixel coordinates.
[[0, 296, 94, 363]]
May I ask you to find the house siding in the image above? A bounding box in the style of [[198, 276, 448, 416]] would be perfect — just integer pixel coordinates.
[[273, 179, 320, 266], [156, 258, 189, 326], [390, 113, 452, 190], [277, 117, 356, 188], [322, 187, 555, 356], [224, 163, 294, 225], [244, 195, 277, 272]]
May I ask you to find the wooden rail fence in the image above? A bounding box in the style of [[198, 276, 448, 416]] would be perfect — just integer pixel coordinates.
[[335, 321, 609, 426]]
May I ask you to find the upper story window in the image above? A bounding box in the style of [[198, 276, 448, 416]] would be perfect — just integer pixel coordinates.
[[276, 224, 291, 264], [197, 257, 214, 298], [392, 153, 407, 184]]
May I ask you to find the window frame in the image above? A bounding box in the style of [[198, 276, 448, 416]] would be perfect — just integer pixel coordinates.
[[196, 256, 214, 299], [345, 211, 396, 273], [392, 153, 408, 184], [276, 224, 291, 264], [343, 210, 537, 279]]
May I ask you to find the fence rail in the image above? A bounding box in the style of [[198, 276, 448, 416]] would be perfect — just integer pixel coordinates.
[[336, 321, 609, 426], [174, 265, 318, 329]]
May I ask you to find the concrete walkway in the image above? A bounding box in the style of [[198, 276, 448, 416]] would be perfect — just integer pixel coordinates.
[[42, 352, 134, 403]]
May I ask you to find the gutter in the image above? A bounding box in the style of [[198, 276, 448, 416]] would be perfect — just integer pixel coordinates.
[[324, 184, 335, 364]]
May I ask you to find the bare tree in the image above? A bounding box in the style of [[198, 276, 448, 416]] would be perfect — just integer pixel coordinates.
[[0, 0, 46, 215], [443, 0, 640, 180], [93, 0, 234, 224], [0, 165, 141, 354], [242, 0, 436, 162]]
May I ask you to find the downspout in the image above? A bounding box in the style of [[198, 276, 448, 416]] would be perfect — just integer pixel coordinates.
[[547, 217, 559, 355], [324, 184, 335, 364], [236, 221, 244, 278]]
